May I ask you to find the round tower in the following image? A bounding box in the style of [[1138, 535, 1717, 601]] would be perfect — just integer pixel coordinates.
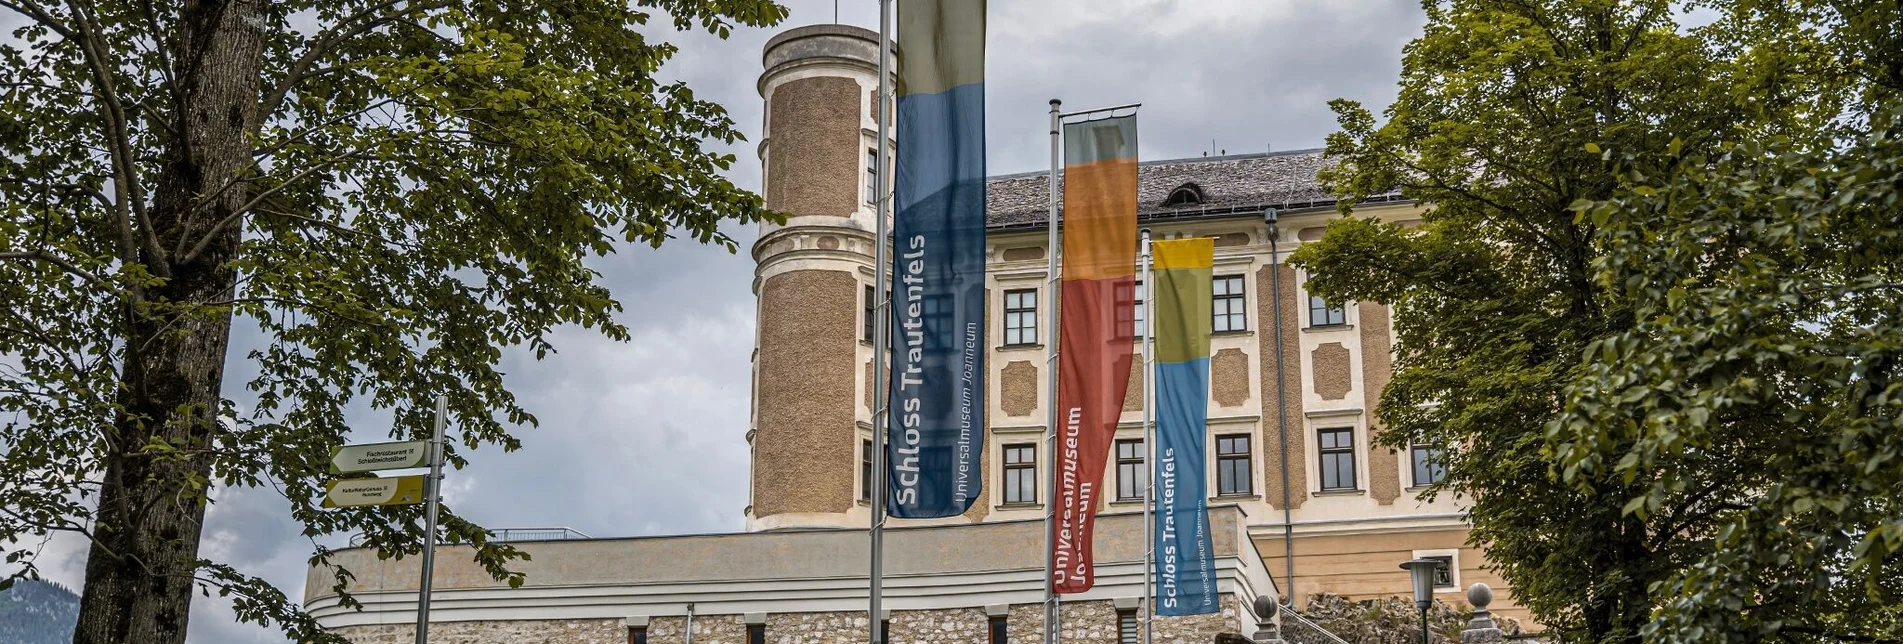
[[747, 24, 890, 532]]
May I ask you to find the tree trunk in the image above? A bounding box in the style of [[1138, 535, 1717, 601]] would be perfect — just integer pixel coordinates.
[[72, 1, 265, 642]]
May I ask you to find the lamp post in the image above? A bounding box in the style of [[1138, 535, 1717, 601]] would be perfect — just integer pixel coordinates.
[[1400, 558, 1439, 644]]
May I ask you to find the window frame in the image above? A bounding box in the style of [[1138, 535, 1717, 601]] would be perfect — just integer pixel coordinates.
[[747, 624, 766, 644], [1115, 438, 1145, 501], [1114, 279, 1146, 339], [861, 438, 874, 502], [988, 616, 1007, 644], [1317, 427, 1358, 491], [1410, 441, 1446, 488], [1003, 443, 1037, 505], [1003, 288, 1039, 346], [865, 147, 879, 204], [1134, 279, 1147, 338], [1216, 433, 1254, 496], [1308, 293, 1347, 327], [1117, 608, 1139, 644], [1212, 274, 1247, 332], [628, 626, 647, 644], [864, 284, 877, 343], [1427, 555, 1456, 589]]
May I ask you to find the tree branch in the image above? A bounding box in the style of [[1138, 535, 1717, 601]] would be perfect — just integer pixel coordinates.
[[256, 0, 449, 124], [64, 0, 167, 276], [253, 97, 399, 159], [0, 0, 77, 40], [178, 151, 363, 264], [0, 250, 108, 287]]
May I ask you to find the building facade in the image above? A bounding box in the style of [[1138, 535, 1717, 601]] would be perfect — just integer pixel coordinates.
[[740, 24, 1525, 623], [303, 22, 1522, 643]]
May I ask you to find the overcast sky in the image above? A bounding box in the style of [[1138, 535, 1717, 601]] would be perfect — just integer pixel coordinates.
[[13, 1, 1427, 641]]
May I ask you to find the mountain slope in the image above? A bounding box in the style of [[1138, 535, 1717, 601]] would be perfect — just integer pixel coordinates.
[[0, 579, 80, 644]]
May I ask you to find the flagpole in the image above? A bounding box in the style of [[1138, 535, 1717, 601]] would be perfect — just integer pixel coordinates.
[[870, 1, 892, 642], [1043, 97, 1062, 644], [1139, 229, 1156, 644]]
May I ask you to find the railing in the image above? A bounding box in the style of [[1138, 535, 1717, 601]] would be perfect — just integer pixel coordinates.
[[1278, 607, 1352, 644], [490, 527, 591, 542], [347, 526, 591, 548]]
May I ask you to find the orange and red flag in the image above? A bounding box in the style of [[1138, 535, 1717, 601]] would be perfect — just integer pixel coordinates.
[[1051, 115, 1137, 594]]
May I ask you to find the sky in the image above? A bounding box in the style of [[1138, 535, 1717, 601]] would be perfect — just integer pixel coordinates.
[[9, 1, 1429, 642]]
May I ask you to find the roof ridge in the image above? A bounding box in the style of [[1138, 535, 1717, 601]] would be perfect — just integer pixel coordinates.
[[983, 147, 1326, 182]]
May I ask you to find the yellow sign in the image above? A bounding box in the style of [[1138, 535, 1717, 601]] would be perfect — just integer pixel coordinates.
[[323, 475, 427, 508]]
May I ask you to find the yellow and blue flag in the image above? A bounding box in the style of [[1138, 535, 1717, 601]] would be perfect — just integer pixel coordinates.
[[1152, 237, 1218, 615]]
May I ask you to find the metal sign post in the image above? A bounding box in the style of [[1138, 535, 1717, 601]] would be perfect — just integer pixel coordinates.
[[415, 395, 447, 644]]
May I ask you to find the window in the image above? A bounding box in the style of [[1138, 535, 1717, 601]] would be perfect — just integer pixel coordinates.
[[1411, 442, 1446, 487], [864, 285, 877, 342], [1425, 555, 1456, 589], [748, 624, 765, 644], [1115, 439, 1145, 501], [1318, 427, 1357, 491], [1134, 280, 1147, 337], [880, 620, 891, 644], [866, 148, 879, 204], [628, 626, 647, 644], [988, 616, 1007, 644], [1004, 444, 1037, 504], [1163, 183, 1205, 207], [1004, 289, 1038, 346], [1309, 294, 1346, 327], [1114, 280, 1146, 338], [1216, 434, 1253, 496], [861, 439, 874, 502], [1212, 275, 1246, 332], [1117, 609, 1139, 644]]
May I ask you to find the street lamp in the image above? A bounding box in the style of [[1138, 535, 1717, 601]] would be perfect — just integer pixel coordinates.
[[1400, 558, 1439, 644]]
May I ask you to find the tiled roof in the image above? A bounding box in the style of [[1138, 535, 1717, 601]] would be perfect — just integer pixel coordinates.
[[984, 148, 1399, 228]]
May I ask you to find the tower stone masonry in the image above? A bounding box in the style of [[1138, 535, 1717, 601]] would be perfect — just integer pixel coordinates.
[[748, 24, 890, 532]]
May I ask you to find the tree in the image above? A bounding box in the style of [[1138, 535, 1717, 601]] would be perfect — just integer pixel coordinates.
[[0, 1, 786, 642], [1292, 0, 1846, 641], [1550, 3, 1903, 641], [1556, 106, 1903, 644]]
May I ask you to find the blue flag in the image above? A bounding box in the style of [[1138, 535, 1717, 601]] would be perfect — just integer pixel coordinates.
[[886, 0, 986, 518]]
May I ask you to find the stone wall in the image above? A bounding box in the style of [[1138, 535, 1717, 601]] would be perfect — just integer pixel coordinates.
[[648, 613, 749, 644], [328, 618, 622, 644], [1285, 593, 1530, 644], [326, 598, 1249, 644]]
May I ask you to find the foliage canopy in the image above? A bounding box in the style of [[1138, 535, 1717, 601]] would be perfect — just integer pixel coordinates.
[[1295, 0, 1896, 641], [0, 0, 785, 641]]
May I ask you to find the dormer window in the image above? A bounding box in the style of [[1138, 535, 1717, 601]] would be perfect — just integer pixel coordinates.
[[1163, 183, 1205, 207]]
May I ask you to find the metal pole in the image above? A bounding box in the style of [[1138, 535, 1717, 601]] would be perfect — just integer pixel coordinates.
[[1269, 223, 1294, 606], [870, 2, 892, 642], [1043, 97, 1062, 644], [1139, 229, 1155, 644], [415, 394, 447, 644]]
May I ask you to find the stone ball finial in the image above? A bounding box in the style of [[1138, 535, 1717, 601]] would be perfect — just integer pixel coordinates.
[[1467, 582, 1493, 609], [1252, 595, 1279, 621]]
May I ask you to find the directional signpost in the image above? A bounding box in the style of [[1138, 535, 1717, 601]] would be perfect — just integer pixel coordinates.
[[330, 440, 429, 474], [322, 395, 448, 644], [322, 475, 427, 508]]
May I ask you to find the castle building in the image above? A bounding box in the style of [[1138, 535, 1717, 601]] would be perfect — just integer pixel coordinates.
[[304, 24, 1525, 643]]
